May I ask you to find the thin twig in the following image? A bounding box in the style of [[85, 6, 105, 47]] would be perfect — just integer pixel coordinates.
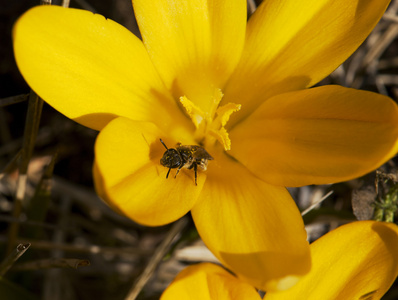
[[0, 243, 31, 276], [124, 217, 189, 300]]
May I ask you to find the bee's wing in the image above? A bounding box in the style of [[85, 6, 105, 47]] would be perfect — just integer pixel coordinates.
[[193, 147, 214, 160]]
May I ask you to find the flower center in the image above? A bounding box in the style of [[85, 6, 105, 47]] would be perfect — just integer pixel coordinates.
[[179, 89, 241, 151]]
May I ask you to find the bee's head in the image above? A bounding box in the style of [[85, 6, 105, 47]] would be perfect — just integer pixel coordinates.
[[160, 149, 182, 168]]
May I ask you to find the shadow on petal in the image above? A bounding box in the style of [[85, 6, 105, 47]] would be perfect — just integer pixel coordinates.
[[74, 113, 119, 131], [192, 152, 311, 291], [220, 250, 311, 291]]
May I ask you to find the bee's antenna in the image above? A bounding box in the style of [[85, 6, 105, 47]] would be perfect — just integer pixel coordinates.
[[160, 139, 168, 149]]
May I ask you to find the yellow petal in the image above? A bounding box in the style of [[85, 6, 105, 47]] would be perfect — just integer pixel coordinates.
[[230, 86, 398, 187], [133, 0, 246, 113], [224, 0, 390, 125], [94, 117, 204, 226], [191, 152, 311, 291], [265, 221, 398, 300], [161, 263, 261, 300], [13, 5, 186, 131]]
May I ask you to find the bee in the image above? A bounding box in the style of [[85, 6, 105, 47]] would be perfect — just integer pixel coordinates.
[[159, 139, 213, 185]]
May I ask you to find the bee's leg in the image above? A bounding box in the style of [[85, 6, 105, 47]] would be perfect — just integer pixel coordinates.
[[194, 164, 197, 186], [174, 167, 182, 178], [166, 168, 171, 179]]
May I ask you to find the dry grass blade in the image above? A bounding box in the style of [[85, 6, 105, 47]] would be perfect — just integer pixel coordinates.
[[0, 243, 31, 276], [362, 23, 398, 69], [19, 90, 44, 175], [52, 176, 133, 224], [125, 217, 189, 300], [25, 153, 57, 239], [0, 94, 29, 108], [12, 258, 90, 271], [0, 150, 21, 181], [7, 90, 43, 254], [62, 0, 70, 7], [0, 236, 150, 256], [74, 0, 97, 12], [301, 190, 334, 216], [247, 0, 257, 15]]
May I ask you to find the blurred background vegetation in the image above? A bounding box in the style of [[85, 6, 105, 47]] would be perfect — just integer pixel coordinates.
[[1, 0, 398, 299]]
